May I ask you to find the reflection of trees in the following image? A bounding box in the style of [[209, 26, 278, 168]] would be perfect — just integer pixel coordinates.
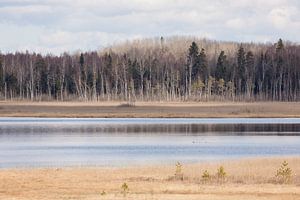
[[0, 124, 299, 136]]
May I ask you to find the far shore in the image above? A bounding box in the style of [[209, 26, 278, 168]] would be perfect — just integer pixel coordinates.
[[0, 157, 299, 200], [0, 101, 299, 118]]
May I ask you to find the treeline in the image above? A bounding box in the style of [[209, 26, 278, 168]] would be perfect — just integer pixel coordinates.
[[0, 37, 299, 101]]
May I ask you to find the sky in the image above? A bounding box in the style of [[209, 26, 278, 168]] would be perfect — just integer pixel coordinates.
[[0, 0, 299, 55]]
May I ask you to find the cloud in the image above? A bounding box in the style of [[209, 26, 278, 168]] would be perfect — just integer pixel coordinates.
[[268, 7, 300, 29], [0, 0, 299, 54]]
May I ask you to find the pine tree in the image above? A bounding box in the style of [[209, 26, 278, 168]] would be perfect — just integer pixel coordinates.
[[187, 42, 199, 97], [245, 51, 255, 99], [0, 56, 3, 92], [79, 53, 84, 68], [199, 48, 208, 82], [236, 45, 246, 95], [216, 51, 227, 80], [188, 42, 200, 80], [276, 38, 284, 52], [275, 38, 285, 100]]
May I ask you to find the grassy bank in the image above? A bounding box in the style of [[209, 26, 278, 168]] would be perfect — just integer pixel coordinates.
[[0, 101, 299, 118], [0, 157, 300, 200]]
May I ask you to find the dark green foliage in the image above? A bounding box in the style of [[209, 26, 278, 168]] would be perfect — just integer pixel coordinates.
[[276, 38, 284, 52], [215, 51, 227, 80], [237, 45, 246, 78], [236, 45, 246, 93], [35, 56, 48, 94], [188, 42, 200, 80], [79, 53, 84, 68], [128, 59, 141, 90], [0, 56, 3, 90], [188, 42, 199, 61], [245, 51, 254, 69], [275, 38, 285, 69], [5, 73, 17, 91], [199, 48, 208, 81], [65, 68, 76, 94], [87, 70, 94, 88]]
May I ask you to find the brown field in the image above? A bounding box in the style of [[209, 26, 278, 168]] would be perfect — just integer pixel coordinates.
[[0, 157, 299, 200], [0, 101, 299, 118]]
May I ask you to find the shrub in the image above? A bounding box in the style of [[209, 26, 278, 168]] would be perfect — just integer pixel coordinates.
[[100, 190, 106, 196], [174, 162, 184, 181], [276, 161, 292, 184], [121, 182, 129, 196], [217, 166, 227, 183], [118, 102, 135, 107], [202, 170, 210, 182]]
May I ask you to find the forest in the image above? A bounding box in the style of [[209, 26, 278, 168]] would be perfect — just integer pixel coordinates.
[[0, 37, 299, 101]]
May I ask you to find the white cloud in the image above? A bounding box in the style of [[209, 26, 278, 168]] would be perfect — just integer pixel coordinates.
[[0, 0, 299, 54], [268, 7, 298, 29]]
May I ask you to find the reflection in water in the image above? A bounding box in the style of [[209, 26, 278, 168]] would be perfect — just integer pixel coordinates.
[[0, 118, 299, 168], [1, 123, 300, 135]]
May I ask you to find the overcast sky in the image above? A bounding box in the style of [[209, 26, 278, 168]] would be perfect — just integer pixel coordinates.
[[0, 0, 299, 54]]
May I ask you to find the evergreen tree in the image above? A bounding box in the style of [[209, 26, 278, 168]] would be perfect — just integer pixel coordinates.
[[188, 42, 200, 80], [199, 48, 208, 82], [275, 38, 285, 68], [35, 56, 48, 94], [245, 51, 255, 98], [237, 45, 246, 78], [245, 51, 254, 71], [0, 56, 3, 92], [276, 38, 284, 52], [274, 38, 285, 100], [215, 51, 227, 80], [79, 53, 84, 68], [236, 45, 246, 94], [5, 73, 17, 92]]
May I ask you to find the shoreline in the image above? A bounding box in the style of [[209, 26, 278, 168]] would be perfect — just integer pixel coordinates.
[[1, 157, 299, 200], [0, 101, 299, 118]]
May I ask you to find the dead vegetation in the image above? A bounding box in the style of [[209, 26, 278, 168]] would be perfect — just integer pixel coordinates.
[[0, 101, 299, 118], [1, 157, 299, 200]]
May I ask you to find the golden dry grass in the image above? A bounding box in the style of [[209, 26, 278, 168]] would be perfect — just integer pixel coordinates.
[[0, 101, 299, 118], [0, 157, 300, 200]]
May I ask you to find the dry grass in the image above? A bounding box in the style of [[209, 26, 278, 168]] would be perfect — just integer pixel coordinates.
[[0, 157, 300, 200], [0, 101, 299, 118]]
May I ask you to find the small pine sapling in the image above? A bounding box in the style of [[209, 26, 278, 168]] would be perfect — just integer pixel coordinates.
[[121, 182, 129, 197], [202, 170, 211, 183], [276, 161, 292, 184], [217, 166, 227, 183], [174, 162, 184, 181]]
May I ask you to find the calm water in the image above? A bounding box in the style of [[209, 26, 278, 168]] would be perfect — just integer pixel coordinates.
[[0, 118, 300, 168]]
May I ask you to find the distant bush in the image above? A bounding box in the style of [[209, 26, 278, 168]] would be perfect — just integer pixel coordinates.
[[202, 170, 211, 182], [276, 161, 292, 184], [121, 182, 129, 196], [174, 162, 184, 181], [100, 190, 106, 196], [217, 166, 227, 183], [118, 102, 136, 108]]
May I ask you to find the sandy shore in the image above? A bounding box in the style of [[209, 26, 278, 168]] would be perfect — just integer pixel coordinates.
[[0, 157, 300, 200], [0, 101, 299, 118]]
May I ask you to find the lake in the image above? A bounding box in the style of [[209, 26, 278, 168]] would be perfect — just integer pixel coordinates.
[[0, 118, 300, 168]]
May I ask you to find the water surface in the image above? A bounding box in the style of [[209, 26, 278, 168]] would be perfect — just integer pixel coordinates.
[[0, 118, 299, 168]]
